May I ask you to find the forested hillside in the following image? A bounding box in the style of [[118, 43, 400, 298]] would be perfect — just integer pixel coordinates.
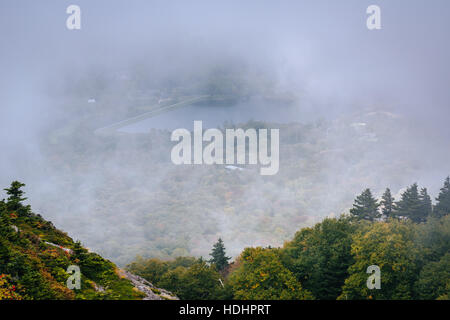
[[0, 182, 175, 300], [1, 177, 448, 300], [26, 108, 448, 266], [127, 177, 450, 300]]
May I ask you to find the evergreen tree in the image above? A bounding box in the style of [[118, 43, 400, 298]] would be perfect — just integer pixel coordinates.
[[419, 188, 433, 219], [4, 181, 30, 216], [434, 176, 450, 218], [209, 238, 231, 272], [349, 189, 380, 221], [380, 188, 396, 219], [4, 181, 27, 204], [395, 183, 427, 223]]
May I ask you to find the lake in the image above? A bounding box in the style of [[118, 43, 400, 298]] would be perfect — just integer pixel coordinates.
[[118, 99, 302, 133]]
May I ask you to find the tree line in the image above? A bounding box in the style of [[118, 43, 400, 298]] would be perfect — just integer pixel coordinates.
[[1, 177, 448, 300], [350, 177, 450, 222], [128, 176, 450, 300]]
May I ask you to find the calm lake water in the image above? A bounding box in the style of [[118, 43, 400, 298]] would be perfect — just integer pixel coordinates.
[[118, 99, 302, 133]]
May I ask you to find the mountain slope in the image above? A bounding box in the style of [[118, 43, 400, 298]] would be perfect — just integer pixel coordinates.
[[0, 181, 176, 300]]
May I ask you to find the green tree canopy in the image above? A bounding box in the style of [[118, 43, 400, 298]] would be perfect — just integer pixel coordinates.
[[338, 221, 420, 300], [415, 253, 450, 300], [282, 217, 355, 299], [229, 247, 313, 300], [159, 261, 228, 300]]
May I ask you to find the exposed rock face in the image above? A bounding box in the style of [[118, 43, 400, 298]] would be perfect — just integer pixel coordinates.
[[44, 241, 73, 254], [120, 270, 179, 300]]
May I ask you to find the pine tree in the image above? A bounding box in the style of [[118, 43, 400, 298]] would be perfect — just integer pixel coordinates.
[[4, 181, 27, 203], [209, 238, 231, 272], [4, 181, 27, 211], [434, 176, 450, 218], [419, 188, 433, 219], [395, 183, 427, 223], [380, 188, 396, 219], [349, 188, 380, 221], [4, 181, 32, 218]]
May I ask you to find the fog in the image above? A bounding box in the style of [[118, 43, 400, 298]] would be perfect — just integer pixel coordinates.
[[1, 0, 449, 264]]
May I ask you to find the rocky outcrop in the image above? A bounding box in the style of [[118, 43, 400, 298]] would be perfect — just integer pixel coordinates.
[[120, 270, 179, 300], [44, 241, 73, 254]]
